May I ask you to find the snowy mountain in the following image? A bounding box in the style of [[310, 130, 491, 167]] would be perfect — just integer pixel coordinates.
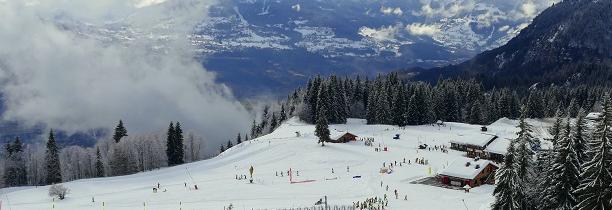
[[59, 0, 557, 97], [1, 117, 553, 209], [409, 0, 612, 89]]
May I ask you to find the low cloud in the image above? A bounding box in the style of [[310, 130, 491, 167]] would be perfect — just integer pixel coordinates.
[[0, 0, 250, 153], [412, 0, 559, 27], [358, 25, 400, 42], [380, 6, 403, 16], [406, 23, 440, 37], [412, 0, 475, 18], [291, 4, 300, 12]]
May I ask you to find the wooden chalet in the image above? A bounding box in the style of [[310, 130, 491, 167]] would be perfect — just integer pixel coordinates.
[[327, 131, 358, 143], [438, 157, 498, 187], [449, 133, 498, 159]]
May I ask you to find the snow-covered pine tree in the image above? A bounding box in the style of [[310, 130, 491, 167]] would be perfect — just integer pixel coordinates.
[[512, 107, 535, 209], [95, 147, 104, 177], [492, 140, 520, 210], [166, 122, 176, 166], [526, 91, 545, 118], [174, 122, 185, 165], [315, 103, 330, 146], [574, 94, 612, 210], [549, 110, 564, 145], [392, 85, 408, 127], [280, 105, 287, 122], [468, 102, 482, 125], [3, 137, 27, 186], [572, 108, 588, 165], [112, 120, 128, 143], [531, 149, 555, 210], [45, 130, 62, 184], [546, 117, 581, 209]]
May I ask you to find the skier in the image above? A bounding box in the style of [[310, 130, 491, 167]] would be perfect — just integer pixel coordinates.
[[394, 189, 398, 199], [386, 185, 389, 191], [404, 195, 407, 200], [463, 184, 471, 193], [331, 168, 334, 174], [347, 166, 350, 173]]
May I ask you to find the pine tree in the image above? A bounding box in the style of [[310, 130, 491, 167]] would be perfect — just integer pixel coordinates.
[[220, 145, 225, 153], [112, 120, 128, 143], [45, 130, 62, 184], [573, 108, 588, 165], [227, 140, 233, 149], [3, 137, 27, 186], [549, 110, 564, 145], [95, 147, 104, 177], [280, 105, 287, 122], [174, 122, 185, 165], [269, 113, 278, 132], [526, 91, 544, 118], [468, 103, 482, 125], [166, 122, 176, 166], [392, 85, 408, 127], [508, 107, 534, 209], [236, 133, 242, 145], [492, 140, 520, 210], [315, 104, 330, 146], [574, 94, 612, 210], [546, 117, 581, 209], [514, 108, 535, 180]]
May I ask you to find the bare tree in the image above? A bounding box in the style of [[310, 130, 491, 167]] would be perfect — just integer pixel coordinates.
[[48, 184, 69, 200]]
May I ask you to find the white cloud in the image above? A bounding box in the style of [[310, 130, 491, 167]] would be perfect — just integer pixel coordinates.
[[0, 0, 250, 153], [412, 0, 559, 26], [291, 4, 300, 12], [406, 23, 440, 37], [499, 25, 510, 32], [521, 1, 537, 18], [134, 0, 167, 8], [380, 6, 403, 16], [413, 0, 475, 18], [358, 25, 399, 41]]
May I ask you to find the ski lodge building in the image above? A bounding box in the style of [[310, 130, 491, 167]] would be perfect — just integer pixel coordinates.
[[438, 156, 498, 187], [483, 138, 512, 162], [327, 131, 358, 143], [449, 133, 498, 159]]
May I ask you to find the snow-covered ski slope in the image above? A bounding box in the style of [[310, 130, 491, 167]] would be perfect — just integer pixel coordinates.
[[1, 117, 552, 210]]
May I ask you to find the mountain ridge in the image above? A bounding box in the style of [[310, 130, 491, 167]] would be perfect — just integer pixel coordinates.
[[407, 0, 612, 88]]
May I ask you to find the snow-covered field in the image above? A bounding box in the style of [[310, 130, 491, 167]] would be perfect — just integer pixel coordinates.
[[0, 117, 552, 210]]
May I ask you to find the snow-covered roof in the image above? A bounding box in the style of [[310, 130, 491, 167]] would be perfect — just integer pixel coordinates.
[[330, 131, 356, 140], [449, 133, 497, 147], [439, 157, 498, 180], [586, 112, 602, 120], [484, 138, 512, 155]]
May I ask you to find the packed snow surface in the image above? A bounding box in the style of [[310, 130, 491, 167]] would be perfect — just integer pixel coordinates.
[[1, 117, 552, 210]]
